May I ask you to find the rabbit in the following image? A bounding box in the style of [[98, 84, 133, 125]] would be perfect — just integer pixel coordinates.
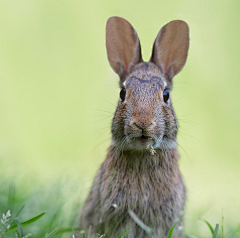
[[77, 16, 189, 238]]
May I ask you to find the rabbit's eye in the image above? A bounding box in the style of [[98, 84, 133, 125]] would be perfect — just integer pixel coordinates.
[[120, 88, 126, 101], [163, 89, 169, 103]]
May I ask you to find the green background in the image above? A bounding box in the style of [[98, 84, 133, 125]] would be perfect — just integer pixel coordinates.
[[0, 0, 239, 236]]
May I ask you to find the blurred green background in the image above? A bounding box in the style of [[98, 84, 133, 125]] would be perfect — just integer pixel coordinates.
[[0, 0, 240, 236]]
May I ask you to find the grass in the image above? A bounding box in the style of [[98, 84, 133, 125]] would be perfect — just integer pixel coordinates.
[[0, 181, 239, 238]]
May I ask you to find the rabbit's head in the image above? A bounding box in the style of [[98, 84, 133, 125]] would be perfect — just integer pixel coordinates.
[[106, 17, 189, 151]]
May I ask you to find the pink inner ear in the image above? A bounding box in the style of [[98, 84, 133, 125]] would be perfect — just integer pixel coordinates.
[[118, 58, 129, 77], [161, 46, 176, 76], [163, 57, 170, 75], [123, 55, 129, 75], [106, 17, 143, 80], [120, 44, 137, 76], [163, 56, 174, 77], [150, 20, 189, 78]]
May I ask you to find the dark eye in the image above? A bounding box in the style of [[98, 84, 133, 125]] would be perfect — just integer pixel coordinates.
[[120, 88, 126, 101], [163, 89, 169, 103]]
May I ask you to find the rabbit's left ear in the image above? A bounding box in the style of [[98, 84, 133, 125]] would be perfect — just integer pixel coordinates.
[[150, 20, 189, 81], [106, 17, 143, 82]]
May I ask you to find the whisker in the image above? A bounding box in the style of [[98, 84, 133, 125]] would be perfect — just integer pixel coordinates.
[[101, 99, 117, 107], [175, 139, 192, 167], [90, 137, 111, 154], [177, 113, 196, 117], [120, 138, 128, 155], [93, 115, 113, 117], [179, 131, 200, 142], [93, 117, 113, 123], [174, 81, 190, 85], [178, 119, 199, 127], [178, 134, 187, 141], [95, 126, 111, 132], [172, 97, 185, 105], [88, 127, 110, 135], [96, 130, 111, 139], [91, 109, 113, 114]]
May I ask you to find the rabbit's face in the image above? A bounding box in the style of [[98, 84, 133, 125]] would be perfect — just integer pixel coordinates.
[[106, 17, 189, 152], [112, 62, 178, 151]]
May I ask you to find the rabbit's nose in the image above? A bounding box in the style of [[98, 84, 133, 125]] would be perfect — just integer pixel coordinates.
[[131, 120, 153, 130], [131, 108, 155, 130]]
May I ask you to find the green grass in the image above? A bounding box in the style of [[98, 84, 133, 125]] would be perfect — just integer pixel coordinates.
[[0, 182, 239, 238], [0, 180, 81, 238]]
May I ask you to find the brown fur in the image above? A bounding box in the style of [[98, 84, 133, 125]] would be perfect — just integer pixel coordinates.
[[76, 17, 189, 238]]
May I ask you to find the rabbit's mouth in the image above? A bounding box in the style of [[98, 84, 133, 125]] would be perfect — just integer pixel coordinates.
[[121, 134, 158, 151], [129, 135, 156, 151], [139, 135, 151, 143]]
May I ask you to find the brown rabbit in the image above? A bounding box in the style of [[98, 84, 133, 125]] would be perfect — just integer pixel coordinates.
[[78, 17, 189, 238]]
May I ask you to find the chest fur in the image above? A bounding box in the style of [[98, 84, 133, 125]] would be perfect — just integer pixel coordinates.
[[99, 153, 185, 227]]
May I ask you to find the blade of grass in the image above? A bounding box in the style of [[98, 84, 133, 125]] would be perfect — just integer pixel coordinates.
[[87, 225, 92, 238], [48, 205, 64, 231], [96, 234, 105, 238], [15, 217, 24, 237], [56, 227, 83, 234], [128, 210, 152, 235], [167, 220, 182, 238], [11, 205, 25, 225], [45, 227, 59, 238], [221, 210, 224, 238], [15, 205, 25, 218], [9, 211, 46, 231], [8, 182, 15, 214], [212, 224, 219, 238], [114, 229, 131, 238], [199, 218, 214, 235]]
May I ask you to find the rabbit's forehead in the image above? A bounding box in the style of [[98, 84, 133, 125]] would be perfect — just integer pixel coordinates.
[[124, 75, 166, 92], [123, 62, 167, 91]]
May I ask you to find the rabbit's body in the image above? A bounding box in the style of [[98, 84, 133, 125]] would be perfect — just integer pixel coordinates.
[[78, 17, 189, 238], [81, 146, 185, 238]]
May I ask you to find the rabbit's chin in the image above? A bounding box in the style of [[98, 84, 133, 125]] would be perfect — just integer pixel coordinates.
[[128, 136, 156, 151], [112, 135, 177, 152]]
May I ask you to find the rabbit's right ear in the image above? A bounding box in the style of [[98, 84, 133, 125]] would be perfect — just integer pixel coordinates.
[[106, 17, 143, 82], [150, 20, 189, 82]]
